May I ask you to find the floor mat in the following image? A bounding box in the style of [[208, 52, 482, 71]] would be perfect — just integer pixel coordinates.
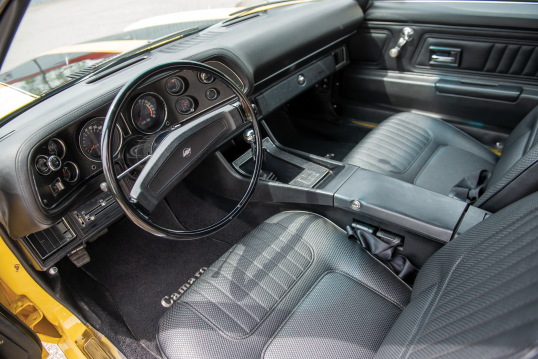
[[83, 218, 230, 346], [81, 184, 257, 355]]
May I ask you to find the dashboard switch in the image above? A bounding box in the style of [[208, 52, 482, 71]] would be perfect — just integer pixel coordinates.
[[50, 178, 65, 196]]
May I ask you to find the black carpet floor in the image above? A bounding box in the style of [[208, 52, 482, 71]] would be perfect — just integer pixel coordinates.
[[76, 183, 258, 357]]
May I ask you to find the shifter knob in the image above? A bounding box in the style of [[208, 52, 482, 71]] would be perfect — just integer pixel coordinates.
[[243, 128, 257, 161], [243, 128, 255, 144]]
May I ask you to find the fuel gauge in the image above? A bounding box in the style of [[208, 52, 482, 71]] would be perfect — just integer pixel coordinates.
[[47, 138, 66, 158], [61, 162, 79, 183]]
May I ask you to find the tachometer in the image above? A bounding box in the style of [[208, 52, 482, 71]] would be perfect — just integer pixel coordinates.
[[79, 118, 122, 161], [131, 93, 167, 134]]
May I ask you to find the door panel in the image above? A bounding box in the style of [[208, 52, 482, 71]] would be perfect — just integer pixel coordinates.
[[337, 1, 538, 147], [0, 304, 42, 359]]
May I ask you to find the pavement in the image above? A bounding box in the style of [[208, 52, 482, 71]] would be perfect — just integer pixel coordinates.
[[3, 0, 258, 72]]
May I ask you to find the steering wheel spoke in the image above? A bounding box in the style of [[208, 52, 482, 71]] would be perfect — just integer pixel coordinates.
[[130, 104, 243, 212]]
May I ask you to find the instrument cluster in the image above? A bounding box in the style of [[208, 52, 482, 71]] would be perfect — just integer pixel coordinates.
[[31, 62, 243, 210]]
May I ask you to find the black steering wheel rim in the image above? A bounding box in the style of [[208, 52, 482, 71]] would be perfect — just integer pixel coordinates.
[[102, 61, 262, 240]]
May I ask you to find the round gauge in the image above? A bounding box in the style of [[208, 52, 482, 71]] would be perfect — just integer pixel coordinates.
[[35, 155, 51, 175], [205, 88, 219, 101], [165, 76, 187, 95], [47, 138, 66, 158], [198, 71, 215, 84], [61, 162, 79, 183], [176, 96, 197, 115], [131, 93, 167, 134], [47, 155, 62, 171], [79, 118, 122, 161]]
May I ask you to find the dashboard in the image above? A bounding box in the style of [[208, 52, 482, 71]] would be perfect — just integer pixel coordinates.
[[0, 0, 364, 270], [29, 62, 243, 211]]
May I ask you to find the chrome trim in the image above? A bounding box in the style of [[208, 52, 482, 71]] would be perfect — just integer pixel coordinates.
[[47, 138, 67, 159], [47, 155, 62, 172], [130, 92, 168, 134], [79, 117, 124, 162], [35, 155, 52, 175], [117, 155, 152, 180], [165, 76, 187, 95], [197, 71, 215, 84], [175, 96, 197, 115], [62, 161, 80, 183]]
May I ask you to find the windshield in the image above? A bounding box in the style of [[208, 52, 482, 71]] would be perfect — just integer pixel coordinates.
[[0, 0, 276, 120]]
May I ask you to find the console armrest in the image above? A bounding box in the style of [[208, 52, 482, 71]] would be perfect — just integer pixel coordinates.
[[334, 168, 488, 243]]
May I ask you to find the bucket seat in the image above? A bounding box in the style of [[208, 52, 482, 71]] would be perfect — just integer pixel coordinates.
[[157, 192, 538, 359], [342, 106, 538, 211]]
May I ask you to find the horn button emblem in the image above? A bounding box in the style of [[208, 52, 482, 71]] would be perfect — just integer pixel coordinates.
[[182, 147, 192, 158]]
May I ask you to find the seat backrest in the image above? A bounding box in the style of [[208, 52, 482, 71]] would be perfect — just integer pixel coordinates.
[[476, 106, 538, 211], [376, 191, 538, 358]]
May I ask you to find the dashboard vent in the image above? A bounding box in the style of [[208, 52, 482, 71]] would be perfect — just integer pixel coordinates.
[[66, 60, 108, 80], [222, 13, 261, 27], [158, 31, 219, 54], [26, 219, 76, 260]]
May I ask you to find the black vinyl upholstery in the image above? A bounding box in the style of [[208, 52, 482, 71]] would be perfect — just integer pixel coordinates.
[[158, 211, 411, 359], [343, 107, 538, 211], [158, 193, 538, 358]]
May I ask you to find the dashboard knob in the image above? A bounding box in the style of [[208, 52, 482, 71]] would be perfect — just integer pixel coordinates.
[[47, 155, 62, 171]]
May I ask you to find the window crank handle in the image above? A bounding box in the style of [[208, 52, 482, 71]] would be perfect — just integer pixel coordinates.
[[389, 27, 414, 58]]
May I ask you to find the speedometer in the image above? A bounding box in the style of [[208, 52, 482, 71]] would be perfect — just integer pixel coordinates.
[[131, 93, 167, 134], [79, 118, 122, 161]]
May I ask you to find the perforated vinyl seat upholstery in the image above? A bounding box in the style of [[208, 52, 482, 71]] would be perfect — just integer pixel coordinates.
[[157, 193, 538, 359], [343, 107, 538, 211]]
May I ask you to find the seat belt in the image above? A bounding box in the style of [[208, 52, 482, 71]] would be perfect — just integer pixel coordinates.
[[346, 225, 417, 284], [449, 169, 490, 203]]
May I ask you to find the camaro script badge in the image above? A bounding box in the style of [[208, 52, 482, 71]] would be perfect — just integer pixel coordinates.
[[183, 147, 192, 158], [161, 267, 207, 307]]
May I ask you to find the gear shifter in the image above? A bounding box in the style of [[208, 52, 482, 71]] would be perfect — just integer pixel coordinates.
[[243, 128, 257, 161], [242, 128, 277, 181]]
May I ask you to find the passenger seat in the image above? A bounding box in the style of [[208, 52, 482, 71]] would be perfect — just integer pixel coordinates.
[[343, 106, 538, 211]]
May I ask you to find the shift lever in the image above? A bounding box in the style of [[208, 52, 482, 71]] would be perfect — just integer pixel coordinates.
[[243, 128, 257, 161]]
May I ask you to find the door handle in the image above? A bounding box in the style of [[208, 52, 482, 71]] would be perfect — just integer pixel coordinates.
[[429, 47, 461, 67], [431, 54, 456, 64]]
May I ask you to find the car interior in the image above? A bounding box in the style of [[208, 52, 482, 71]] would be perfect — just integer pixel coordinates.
[[1, 0, 538, 358]]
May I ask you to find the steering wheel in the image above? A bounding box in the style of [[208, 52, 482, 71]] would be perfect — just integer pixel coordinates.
[[101, 61, 262, 240]]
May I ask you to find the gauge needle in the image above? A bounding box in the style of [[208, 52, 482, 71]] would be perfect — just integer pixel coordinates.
[[145, 104, 154, 116], [89, 145, 95, 153]]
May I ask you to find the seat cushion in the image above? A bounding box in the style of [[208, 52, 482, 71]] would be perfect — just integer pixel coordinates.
[[157, 212, 411, 359], [376, 191, 538, 359], [343, 112, 498, 196]]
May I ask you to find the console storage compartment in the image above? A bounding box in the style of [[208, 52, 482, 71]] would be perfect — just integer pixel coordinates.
[[232, 138, 332, 188]]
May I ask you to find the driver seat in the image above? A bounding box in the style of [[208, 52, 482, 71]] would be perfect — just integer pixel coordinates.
[[157, 193, 538, 359]]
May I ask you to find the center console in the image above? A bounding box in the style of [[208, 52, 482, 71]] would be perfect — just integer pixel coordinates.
[[208, 132, 490, 268]]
